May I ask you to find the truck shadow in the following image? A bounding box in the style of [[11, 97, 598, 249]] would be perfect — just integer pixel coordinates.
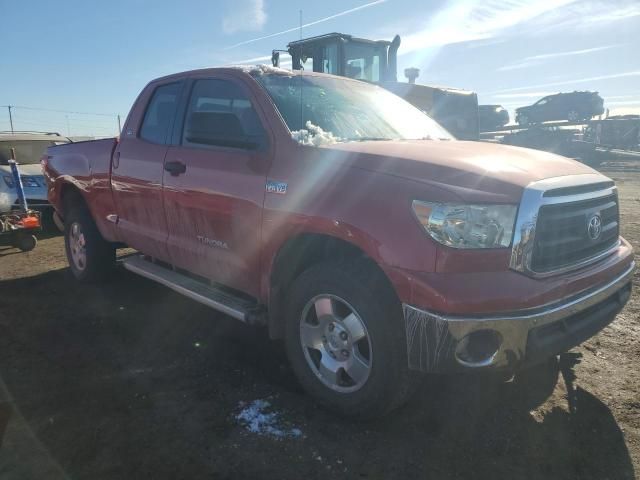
[[0, 267, 635, 480]]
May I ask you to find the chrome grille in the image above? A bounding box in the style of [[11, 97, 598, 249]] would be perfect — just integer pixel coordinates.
[[510, 174, 620, 277], [531, 194, 619, 272]]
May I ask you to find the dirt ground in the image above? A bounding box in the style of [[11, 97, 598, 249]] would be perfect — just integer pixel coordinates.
[[0, 165, 638, 480]]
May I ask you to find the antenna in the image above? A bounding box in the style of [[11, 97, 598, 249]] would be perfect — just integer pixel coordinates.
[[299, 9, 304, 131]]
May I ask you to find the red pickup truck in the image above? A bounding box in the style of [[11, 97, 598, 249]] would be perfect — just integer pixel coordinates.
[[44, 67, 634, 418]]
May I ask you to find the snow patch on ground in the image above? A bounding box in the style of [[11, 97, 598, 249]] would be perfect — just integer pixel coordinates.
[[291, 121, 341, 146], [236, 399, 303, 439]]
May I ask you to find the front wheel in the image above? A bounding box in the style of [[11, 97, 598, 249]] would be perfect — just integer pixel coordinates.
[[64, 205, 115, 282], [284, 261, 416, 418]]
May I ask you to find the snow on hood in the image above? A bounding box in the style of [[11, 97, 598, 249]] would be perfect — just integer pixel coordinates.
[[228, 64, 294, 76], [291, 121, 341, 147]]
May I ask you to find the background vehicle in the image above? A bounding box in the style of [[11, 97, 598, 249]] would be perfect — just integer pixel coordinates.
[[0, 131, 70, 225], [44, 68, 634, 418], [479, 104, 510, 131], [273, 32, 480, 140], [516, 91, 604, 126], [584, 115, 640, 150], [500, 126, 579, 157]]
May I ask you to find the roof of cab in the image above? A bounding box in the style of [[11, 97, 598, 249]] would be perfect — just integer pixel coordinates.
[[147, 65, 351, 84]]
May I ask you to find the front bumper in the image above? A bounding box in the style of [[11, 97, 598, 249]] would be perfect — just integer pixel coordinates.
[[403, 261, 635, 373]]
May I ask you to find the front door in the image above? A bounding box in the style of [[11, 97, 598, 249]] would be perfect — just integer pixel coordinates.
[[162, 76, 271, 297], [112, 81, 183, 261]]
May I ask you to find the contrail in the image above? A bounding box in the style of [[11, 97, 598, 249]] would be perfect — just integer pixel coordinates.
[[224, 0, 387, 50], [487, 71, 640, 94]]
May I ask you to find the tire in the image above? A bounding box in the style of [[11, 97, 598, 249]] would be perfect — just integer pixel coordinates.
[[14, 233, 37, 252], [567, 109, 580, 122], [284, 261, 416, 418], [64, 203, 115, 282]]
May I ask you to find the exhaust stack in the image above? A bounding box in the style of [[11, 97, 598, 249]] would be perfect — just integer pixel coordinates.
[[404, 67, 420, 84]]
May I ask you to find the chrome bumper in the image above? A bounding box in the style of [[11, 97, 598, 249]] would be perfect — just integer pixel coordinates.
[[403, 262, 635, 373]]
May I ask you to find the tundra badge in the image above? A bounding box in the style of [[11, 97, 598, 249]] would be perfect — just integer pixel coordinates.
[[266, 180, 287, 195], [197, 236, 229, 249]]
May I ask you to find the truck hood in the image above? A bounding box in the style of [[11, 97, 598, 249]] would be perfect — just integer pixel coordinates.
[[320, 140, 598, 202]]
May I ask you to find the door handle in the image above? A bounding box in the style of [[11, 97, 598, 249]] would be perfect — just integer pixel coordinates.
[[164, 160, 187, 176]]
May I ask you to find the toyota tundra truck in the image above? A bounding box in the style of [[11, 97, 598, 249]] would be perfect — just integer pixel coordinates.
[[43, 67, 635, 418]]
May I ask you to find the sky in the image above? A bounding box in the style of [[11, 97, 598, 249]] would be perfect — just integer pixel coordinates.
[[0, 0, 639, 137]]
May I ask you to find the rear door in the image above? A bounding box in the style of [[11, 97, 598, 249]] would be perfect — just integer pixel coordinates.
[[162, 74, 272, 297], [112, 81, 183, 261]]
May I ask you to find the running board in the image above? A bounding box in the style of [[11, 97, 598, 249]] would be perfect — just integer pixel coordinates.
[[122, 256, 263, 324]]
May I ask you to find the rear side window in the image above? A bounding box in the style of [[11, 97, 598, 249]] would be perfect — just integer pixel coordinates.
[[182, 79, 265, 150], [140, 82, 181, 144]]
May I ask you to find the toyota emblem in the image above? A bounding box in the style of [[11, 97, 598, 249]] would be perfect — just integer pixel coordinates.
[[587, 214, 602, 241]]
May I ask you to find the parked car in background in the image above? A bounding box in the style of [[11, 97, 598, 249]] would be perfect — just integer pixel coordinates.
[[584, 115, 640, 150], [479, 104, 509, 131], [501, 125, 579, 157], [516, 91, 604, 126], [0, 132, 71, 222], [44, 68, 634, 418]]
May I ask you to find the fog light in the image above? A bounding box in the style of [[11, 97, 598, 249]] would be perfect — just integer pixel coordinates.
[[455, 329, 502, 367]]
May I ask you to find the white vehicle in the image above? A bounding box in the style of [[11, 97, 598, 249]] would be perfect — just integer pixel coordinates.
[[0, 132, 71, 218]]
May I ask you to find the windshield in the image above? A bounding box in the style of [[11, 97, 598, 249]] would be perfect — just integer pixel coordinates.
[[343, 42, 384, 82], [253, 73, 453, 142], [0, 140, 65, 165]]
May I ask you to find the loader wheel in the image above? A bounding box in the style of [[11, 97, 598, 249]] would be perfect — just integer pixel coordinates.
[[14, 233, 37, 252], [284, 261, 418, 419], [64, 204, 115, 282]]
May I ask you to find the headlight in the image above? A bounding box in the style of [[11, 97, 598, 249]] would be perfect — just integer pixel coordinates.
[[412, 201, 517, 249], [2, 175, 15, 189]]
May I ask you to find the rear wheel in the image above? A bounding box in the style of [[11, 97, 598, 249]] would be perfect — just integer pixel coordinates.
[[284, 261, 416, 418], [567, 109, 580, 122], [64, 204, 115, 282]]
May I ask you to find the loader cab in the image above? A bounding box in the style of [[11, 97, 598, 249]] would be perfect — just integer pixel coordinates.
[[272, 32, 479, 140], [275, 33, 399, 82]]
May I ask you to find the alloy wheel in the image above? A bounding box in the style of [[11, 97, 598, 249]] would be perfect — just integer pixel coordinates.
[[299, 294, 372, 393]]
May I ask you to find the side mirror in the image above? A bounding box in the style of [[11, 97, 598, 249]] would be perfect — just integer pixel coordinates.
[[271, 51, 280, 67]]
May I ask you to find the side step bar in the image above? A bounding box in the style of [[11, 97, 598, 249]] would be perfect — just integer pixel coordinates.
[[122, 256, 263, 324]]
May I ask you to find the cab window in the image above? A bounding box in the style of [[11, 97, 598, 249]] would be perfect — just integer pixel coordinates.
[[181, 79, 265, 150], [139, 82, 182, 144]]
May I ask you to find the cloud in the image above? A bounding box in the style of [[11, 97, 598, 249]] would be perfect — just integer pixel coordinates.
[[487, 71, 640, 94], [529, 1, 640, 32], [225, 0, 387, 49], [399, 0, 580, 56], [497, 44, 621, 71], [607, 100, 640, 106], [234, 55, 272, 64], [223, 0, 267, 34]]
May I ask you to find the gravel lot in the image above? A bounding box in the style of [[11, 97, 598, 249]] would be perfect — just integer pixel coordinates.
[[0, 166, 638, 479]]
